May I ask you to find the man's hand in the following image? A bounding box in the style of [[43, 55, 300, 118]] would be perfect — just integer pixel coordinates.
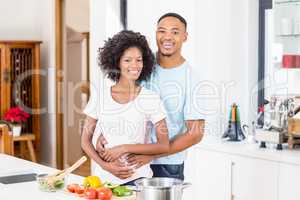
[[96, 134, 108, 154], [103, 161, 134, 180], [127, 154, 154, 169]]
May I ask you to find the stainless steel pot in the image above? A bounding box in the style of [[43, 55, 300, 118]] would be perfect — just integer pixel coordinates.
[[133, 177, 191, 200]]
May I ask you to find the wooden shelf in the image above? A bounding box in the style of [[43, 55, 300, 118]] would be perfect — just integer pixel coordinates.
[[277, 34, 300, 38], [277, 67, 300, 72], [275, 0, 300, 5], [0, 41, 41, 150]]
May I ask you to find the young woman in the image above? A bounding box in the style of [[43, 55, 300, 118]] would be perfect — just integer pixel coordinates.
[[81, 30, 170, 185]]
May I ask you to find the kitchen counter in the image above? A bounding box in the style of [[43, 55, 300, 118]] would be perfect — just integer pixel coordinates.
[[0, 154, 136, 200], [195, 135, 300, 165], [0, 154, 84, 200]]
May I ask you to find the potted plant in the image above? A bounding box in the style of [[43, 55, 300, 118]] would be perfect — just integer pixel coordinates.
[[3, 106, 30, 137]]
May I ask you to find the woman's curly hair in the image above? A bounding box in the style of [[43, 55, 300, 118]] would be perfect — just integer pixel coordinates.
[[98, 30, 155, 83]]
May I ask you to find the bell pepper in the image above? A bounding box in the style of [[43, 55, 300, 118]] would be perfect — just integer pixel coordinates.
[[83, 176, 102, 188]]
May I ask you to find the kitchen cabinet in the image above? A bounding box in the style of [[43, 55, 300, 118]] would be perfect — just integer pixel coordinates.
[[273, 0, 300, 68], [0, 41, 41, 148], [185, 148, 279, 200], [190, 137, 300, 200], [263, 1, 300, 100], [231, 156, 278, 200], [278, 163, 300, 200], [184, 148, 231, 200]]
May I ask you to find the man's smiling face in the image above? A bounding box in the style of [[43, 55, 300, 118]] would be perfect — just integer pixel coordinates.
[[156, 16, 187, 57]]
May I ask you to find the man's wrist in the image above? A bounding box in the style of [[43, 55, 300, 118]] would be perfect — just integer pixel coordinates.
[[152, 154, 160, 160], [122, 144, 129, 154]]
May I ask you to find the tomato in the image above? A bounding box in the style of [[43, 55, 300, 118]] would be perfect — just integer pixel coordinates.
[[84, 188, 97, 199], [74, 185, 85, 194], [67, 183, 79, 193], [96, 187, 113, 200]]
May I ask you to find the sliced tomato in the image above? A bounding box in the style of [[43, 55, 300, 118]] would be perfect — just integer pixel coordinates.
[[96, 187, 113, 200], [74, 185, 85, 194], [67, 183, 79, 193], [84, 188, 97, 199]]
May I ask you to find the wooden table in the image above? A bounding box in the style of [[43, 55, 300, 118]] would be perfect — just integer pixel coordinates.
[[13, 133, 36, 162], [0, 125, 13, 155]]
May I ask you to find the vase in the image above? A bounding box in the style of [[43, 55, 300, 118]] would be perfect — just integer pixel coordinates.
[[12, 124, 22, 137]]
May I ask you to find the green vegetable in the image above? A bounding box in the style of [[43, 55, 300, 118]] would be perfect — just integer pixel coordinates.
[[54, 180, 65, 189], [104, 182, 119, 189], [112, 186, 133, 197]]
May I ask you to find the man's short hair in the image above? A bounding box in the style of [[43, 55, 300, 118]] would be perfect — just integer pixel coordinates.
[[157, 12, 187, 29]]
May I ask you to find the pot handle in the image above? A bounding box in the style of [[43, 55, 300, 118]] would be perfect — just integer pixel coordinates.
[[126, 185, 141, 192]]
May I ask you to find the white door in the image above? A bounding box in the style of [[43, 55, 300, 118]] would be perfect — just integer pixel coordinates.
[[231, 155, 278, 200], [184, 147, 231, 200], [64, 28, 89, 167]]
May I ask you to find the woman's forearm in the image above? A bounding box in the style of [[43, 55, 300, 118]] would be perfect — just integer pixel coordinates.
[[81, 118, 108, 169], [123, 143, 169, 155], [81, 134, 108, 168]]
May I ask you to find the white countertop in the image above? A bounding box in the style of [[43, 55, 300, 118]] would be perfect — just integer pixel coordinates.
[[195, 135, 300, 165], [0, 154, 83, 200]]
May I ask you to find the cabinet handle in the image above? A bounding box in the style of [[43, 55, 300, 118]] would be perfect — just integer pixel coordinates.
[[230, 162, 235, 200]]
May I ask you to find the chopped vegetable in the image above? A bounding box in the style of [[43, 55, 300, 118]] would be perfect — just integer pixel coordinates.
[[54, 179, 65, 189], [67, 183, 79, 193], [103, 182, 119, 189], [37, 175, 65, 192], [84, 188, 97, 199], [112, 186, 133, 197], [96, 187, 113, 200], [83, 176, 102, 188]]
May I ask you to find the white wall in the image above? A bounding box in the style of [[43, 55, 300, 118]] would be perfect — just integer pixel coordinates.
[[90, 0, 122, 95], [0, 0, 56, 167], [127, 0, 197, 66], [126, 0, 259, 136], [66, 0, 90, 32]]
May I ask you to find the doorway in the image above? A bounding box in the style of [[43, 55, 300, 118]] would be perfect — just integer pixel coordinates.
[[55, 0, 90, 172]]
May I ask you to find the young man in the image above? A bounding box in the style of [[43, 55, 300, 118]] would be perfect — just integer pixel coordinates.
[[97, 13, 205, 180]]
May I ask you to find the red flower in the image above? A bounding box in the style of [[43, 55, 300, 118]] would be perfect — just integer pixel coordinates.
[[3, 106, 31, 124]]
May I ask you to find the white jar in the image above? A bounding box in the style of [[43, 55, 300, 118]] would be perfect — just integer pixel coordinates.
[[293, 19, 300, 35], [12, 124, 22, 137], [281, 18, 293, 35]]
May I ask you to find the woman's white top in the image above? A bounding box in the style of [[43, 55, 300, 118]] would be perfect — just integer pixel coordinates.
[[83, 86, 166, 184]]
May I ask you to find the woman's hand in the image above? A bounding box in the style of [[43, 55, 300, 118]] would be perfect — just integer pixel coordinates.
[[101, 145, 127, 162], [96, 134, 108, 154], [102, 161, 134, 179]]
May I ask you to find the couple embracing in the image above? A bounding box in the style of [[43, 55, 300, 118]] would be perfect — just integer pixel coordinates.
[[81, 13, 205, 186]]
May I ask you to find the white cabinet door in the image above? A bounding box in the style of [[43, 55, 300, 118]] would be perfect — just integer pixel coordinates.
[[278, 163, 300, 200], [231, 156, 278, 200], [183, 147, 231, 200]]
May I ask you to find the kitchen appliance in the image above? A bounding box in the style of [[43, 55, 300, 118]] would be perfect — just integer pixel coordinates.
[[222, 103, 246, 141], [133, 177, 191, 200], [255, 96, 296, 149]]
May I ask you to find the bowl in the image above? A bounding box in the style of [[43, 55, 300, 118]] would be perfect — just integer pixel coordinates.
[[36, 173, 66, 192]]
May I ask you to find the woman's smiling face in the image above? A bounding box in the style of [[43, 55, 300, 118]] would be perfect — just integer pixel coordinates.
[[119, 47, 143, 82]]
